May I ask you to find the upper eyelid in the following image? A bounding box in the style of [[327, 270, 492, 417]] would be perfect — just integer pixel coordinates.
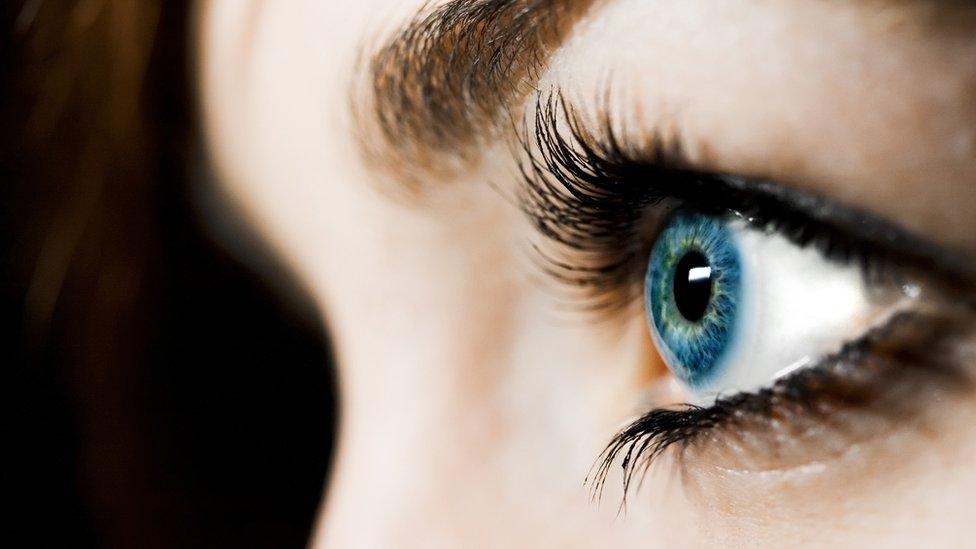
[[678, 173, 976, 293], [516, 91, 976, 299]]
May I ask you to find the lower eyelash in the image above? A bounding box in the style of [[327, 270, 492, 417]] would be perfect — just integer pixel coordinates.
[[586, 309, 975, 505]]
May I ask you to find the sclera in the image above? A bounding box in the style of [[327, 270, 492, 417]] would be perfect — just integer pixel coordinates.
[[692, 219, 881, 403]]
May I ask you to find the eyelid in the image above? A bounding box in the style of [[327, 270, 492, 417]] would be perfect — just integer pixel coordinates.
[[704, 174, 976, 297], [516, 90, 976, 306], [588, 306, 976, 505]]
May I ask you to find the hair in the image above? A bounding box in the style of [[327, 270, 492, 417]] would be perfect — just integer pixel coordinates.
[[4, 3, 335, 547]]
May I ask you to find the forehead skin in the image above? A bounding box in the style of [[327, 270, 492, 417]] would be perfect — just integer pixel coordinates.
[[541, 0, 976, 254]]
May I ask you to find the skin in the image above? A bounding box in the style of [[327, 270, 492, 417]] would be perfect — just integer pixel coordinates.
[[199, 1, 976, 547]]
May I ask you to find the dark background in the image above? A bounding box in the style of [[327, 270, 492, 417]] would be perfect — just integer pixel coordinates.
[[4, 2, 337, 547]]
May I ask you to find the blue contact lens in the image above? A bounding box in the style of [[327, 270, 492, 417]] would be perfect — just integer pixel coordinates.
[[645, 212, 742, 389]]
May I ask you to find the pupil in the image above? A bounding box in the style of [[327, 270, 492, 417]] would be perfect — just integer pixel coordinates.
[[673, 251, 712, 322]]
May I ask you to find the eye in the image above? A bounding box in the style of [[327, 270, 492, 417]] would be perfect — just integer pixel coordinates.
[[645, 211, 890, 401]]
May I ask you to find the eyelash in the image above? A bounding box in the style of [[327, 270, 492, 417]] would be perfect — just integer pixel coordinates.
[[514, 90, 975, 503], [588, 311, 971, 504], [517, 93, 885, 313]]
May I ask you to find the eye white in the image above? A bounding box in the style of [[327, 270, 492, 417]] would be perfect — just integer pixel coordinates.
[[692, 221, 900, 403]]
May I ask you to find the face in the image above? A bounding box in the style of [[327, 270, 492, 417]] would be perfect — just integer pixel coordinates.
[[199, 1, 976, 546]]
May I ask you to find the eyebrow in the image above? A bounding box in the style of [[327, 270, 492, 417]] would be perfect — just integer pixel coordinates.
[[359, 0, 595, 176], [359, 0, 976, 215]]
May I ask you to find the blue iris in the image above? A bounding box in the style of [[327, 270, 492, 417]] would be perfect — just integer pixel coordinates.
[[644, 212, 742, 389]]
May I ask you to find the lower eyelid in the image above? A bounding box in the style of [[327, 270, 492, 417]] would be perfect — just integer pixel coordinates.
[[681, 370, 976, 525], [593, 308, 976, 502], [699, 310, 972, 457]]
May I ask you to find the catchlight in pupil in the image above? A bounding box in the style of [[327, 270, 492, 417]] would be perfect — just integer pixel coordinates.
[[673, 251, 712, 322]]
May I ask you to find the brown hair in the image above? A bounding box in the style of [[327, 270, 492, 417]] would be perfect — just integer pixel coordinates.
[[6, 2, 334, 546], [7, 2, 193, 546]]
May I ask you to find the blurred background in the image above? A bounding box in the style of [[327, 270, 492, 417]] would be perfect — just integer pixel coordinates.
[[4, 2, 337, 547]]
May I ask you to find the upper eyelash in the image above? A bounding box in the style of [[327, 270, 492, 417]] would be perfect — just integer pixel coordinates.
[[515, 92, 682, 312], [515, 90, 976, 311]]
